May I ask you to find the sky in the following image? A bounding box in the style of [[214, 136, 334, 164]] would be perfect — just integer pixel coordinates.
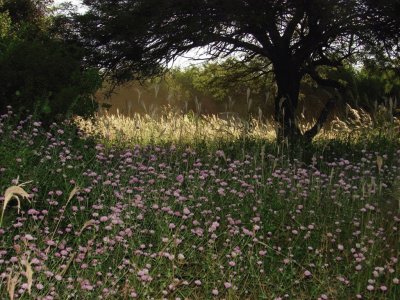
[[52, 0, 208, 68], [53, 0, 87, 13]]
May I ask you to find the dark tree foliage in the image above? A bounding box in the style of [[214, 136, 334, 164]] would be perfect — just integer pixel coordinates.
[[0, 35, 101, 120], [0, 0, 102, 122], [76, 0, 400, 143], [0, 0, 51, 26]]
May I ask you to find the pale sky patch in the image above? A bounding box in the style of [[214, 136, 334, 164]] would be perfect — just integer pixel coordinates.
[[52, 0, 210, 68], [53, 0, 87, 13]]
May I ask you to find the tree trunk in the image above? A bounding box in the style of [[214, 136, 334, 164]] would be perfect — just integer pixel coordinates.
[[273, 63, 302, 144], [272, 59, 337, 147]]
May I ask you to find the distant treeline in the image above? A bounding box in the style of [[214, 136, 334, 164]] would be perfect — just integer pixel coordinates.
[[97, 58, 400, 123], [1, 1, 399, 126], [0, 0, 101, 122]]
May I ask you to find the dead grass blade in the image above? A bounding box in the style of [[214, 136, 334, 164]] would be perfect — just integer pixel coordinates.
[[58, 252, 77, 277], [49, 186, 80, 242], [22, 259, 33, 295]]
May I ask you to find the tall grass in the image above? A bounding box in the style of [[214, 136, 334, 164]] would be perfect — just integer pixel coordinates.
[[77, 103, 400, 148], [75, 108, 276, 148]]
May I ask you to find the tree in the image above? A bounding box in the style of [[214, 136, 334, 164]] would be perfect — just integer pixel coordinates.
[[0, 0, 102, 121], [0, 0, 51, 27], [75, 0, 400, 143]]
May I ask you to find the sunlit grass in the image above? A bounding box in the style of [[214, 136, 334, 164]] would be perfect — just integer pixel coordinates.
[[74, 108, 277, 148], [75, 104, 400, 150]]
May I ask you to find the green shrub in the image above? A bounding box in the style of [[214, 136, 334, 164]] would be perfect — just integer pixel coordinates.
[[0, 0, 102, 122]]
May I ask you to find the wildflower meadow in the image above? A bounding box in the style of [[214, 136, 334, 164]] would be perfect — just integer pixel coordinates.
[[0, 106, 399, 299]]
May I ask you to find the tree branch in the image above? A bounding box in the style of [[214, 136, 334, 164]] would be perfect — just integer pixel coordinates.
[[302, 66, 346, 141], [283, 6, 305, 47], [305, 67, 344, 90], [209, 33, 269, 57], [303, 97, 335, 141]]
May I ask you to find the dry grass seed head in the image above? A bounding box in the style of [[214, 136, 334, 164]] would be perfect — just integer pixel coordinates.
[[78, 219, 97, 236], [22, 258, 33, 295], [7, 271, 20, 300], [376, 155, 383, 173], [67, 186, 80, 205], [1, 184, 31, 227]]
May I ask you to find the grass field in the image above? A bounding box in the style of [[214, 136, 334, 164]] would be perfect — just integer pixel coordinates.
[[0, 106, 399, 299]]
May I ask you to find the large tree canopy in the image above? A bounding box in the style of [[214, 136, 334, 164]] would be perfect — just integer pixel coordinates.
[[75, 0, 400, 143]]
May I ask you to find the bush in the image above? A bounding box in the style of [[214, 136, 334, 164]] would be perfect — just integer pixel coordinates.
[[0, 0, 102, 122]]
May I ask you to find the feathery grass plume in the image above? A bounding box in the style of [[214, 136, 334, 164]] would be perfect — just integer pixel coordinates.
[[78, 219, 96, 236], [258, 107, 263, 122], [74, 109, 276, 147], [7, 271, 19, 300], [49, 186, 80, 242], [67, 186, 80, 206], [58, 252, 77, 277], [386, 179, 400, 214], [1, 182, 31, 227], [154, 82, 160, 98], [376, 155, 383, 174], [22, 258, 33, 295], [396, 184, 400, 214]]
